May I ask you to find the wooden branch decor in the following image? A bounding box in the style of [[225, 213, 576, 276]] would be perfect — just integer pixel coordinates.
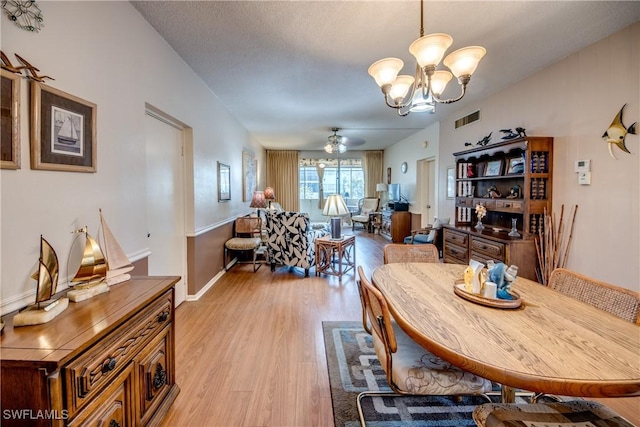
[[535, 204, 578, 285]]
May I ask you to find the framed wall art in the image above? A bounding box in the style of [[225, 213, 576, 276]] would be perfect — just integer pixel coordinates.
[[483, 159, 503, 177], [218, 161, 231, 202], [1, 69, 21, 169], [446, 166, 455, 199], [30, 82, 97, 172], [242, 150, 256, 202]]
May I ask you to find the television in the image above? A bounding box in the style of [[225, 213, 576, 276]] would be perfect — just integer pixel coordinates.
[[388, 183, 400, 203]]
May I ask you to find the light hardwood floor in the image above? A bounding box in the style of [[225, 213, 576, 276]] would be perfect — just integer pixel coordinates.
[[160, 232, 639, 426]]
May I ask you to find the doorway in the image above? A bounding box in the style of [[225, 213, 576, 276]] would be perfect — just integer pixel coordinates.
[[144, 111, 187, 306], [417, 158, 436, 226]]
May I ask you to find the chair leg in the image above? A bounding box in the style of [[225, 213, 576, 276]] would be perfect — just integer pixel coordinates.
[[224, 247, 229, 271], [356, 391, 400, 427], [252, 248, 261, 272], [304, 268, 309, 277]]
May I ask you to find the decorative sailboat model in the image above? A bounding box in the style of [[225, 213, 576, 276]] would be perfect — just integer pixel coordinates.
[[98, 208, 133, 286], [13, 236, 69, 327], [66, 226, 109, 302]]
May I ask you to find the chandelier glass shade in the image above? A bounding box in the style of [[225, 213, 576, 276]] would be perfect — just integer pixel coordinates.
[[368, 1, 485, 116], [325, 129, 347, 153]]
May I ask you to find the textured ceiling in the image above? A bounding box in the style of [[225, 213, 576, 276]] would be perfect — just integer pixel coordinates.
[[131, 1, 640, 151]]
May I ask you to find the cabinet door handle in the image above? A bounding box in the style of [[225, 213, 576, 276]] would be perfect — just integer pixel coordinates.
[[157, 310, 170, 323], [153, 363, 167, 390], [102, 357, 117, 373]]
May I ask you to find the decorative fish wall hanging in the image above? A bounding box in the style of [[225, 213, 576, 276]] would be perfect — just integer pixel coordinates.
[[602, 104, 637, 159]]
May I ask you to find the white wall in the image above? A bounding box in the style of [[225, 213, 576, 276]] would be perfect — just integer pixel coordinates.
[[383, 123, 440, 214], [0, 2, 264, 313], [437, 22, 639, 290]]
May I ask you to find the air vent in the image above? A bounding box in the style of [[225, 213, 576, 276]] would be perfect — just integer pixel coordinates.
[[455, 110, 480, 129]]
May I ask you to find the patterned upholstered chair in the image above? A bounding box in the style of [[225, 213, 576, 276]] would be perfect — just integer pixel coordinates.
[[355, 265, 492, 427], [264, 210, 328, 277]]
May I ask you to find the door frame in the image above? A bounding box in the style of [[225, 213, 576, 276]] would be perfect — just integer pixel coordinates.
[[416, 156, 436, 227]]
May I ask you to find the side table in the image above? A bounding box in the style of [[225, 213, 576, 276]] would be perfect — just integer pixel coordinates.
[[315, 235, 356, 282]]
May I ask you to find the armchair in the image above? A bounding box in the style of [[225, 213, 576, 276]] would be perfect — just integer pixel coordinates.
[[264, 210, 328, 277], [351, 197, 379, 231]]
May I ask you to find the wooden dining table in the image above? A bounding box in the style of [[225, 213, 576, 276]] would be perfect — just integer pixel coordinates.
[[371, 263, 640, 402]]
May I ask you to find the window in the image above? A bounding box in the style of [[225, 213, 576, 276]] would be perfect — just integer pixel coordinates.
[[299, 158, 364, 206]]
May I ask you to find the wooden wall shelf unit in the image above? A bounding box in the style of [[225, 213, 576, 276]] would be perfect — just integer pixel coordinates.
[[0, 276, 180, 427], [380, 210, 411, 243], [445, 136, 553, 281]]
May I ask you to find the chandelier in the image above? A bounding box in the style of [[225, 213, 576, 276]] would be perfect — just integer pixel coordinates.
[[368, 0, 486, 116], [325, 128, 347, 154]]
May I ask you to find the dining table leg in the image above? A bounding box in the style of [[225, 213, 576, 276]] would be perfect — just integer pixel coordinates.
[[501, 385, 516, 403]]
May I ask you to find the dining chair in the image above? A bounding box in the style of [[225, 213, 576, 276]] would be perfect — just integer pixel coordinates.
[[383, 243, 439, 264], [549, 268, 640, 324], [474, 268, 640, 426], [356, 266, 492, 427], [356, 266, 372, 335], [473, 400, 635, 427]]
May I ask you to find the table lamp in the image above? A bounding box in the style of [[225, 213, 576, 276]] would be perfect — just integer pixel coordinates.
[[376, 183, 387, 206], [323, 194, 349, 239], [264, 186, 275, 209], [249, 190, 267, 217]]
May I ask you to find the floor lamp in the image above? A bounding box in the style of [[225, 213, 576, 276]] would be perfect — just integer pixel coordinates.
[[323, 194, 349, 239]]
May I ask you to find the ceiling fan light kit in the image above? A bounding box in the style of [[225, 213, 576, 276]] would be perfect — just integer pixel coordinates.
[[325, 128, 347, 153], [368, 0, 485, 116]]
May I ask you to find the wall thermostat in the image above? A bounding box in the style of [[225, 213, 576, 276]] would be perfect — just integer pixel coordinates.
[[574, 159, 591, 173]]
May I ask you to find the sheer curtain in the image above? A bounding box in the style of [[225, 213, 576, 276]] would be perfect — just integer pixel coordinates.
[[316, 164, 325, 209], [266, 150, 299, 212], [364, 150, 384, 197]]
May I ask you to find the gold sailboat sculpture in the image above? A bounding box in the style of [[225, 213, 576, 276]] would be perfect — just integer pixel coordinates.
[[98, 208, 134, 286], [66, 226, 109, 302], [13, 236, 69, 327]]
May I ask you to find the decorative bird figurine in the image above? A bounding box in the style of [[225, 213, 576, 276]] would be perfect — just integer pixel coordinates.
[[476, 132, 492, 146], [0, 51, 26, 74], [500, 129, 518, 140], [602, 104, 636, 159], [515, 127, 527, 138], [14, 53, 54, 82]]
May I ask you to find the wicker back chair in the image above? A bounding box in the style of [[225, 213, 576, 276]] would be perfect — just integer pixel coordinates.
[[549, 268, 640, 324], [356, 265, 491, 426], [383, 243, 439, 264]]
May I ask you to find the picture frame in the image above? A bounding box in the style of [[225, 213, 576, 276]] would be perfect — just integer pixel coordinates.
[[446, 166, 455, 199], [218, 161, 231, 202], [506, 156, 525, 175], [242, 150, 256, 202], [1, 69, 21, 169], [483, 159, 503, 177], [30, 82, 97, 172]]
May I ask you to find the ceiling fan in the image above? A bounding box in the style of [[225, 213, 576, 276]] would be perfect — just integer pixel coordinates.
[[325, 127, 365, 153]]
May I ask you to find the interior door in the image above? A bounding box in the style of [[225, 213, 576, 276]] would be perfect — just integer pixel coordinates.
[[144, 112, 186, 306], [419, 158, 436, 226]]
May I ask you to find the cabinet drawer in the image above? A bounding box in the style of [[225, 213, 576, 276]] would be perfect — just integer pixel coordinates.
[[444, 242, 468, 264], [470, 251, 501, 266], [456, 197, 474, 207], [68, 362, 135, 427], [471, 237, 505, 259], [444, 228, 468, 247], [65, 290, 174, 416], [496, 200, 524, 212]]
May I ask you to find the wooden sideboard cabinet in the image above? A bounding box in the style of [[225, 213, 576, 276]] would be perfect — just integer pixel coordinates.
[[0, 276, 180, 427], [380, 210, 411, 243], [442, 226, 537, 280]]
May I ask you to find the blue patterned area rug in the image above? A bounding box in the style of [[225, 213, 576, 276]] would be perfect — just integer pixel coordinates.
[[323, 321, 500, 427]]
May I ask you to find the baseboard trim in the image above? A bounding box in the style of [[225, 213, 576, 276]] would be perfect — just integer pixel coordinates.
[[186, 269, 226, 301]]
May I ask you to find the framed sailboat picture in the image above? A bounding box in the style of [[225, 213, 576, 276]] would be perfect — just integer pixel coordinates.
[[30, 82, 97, 172]]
